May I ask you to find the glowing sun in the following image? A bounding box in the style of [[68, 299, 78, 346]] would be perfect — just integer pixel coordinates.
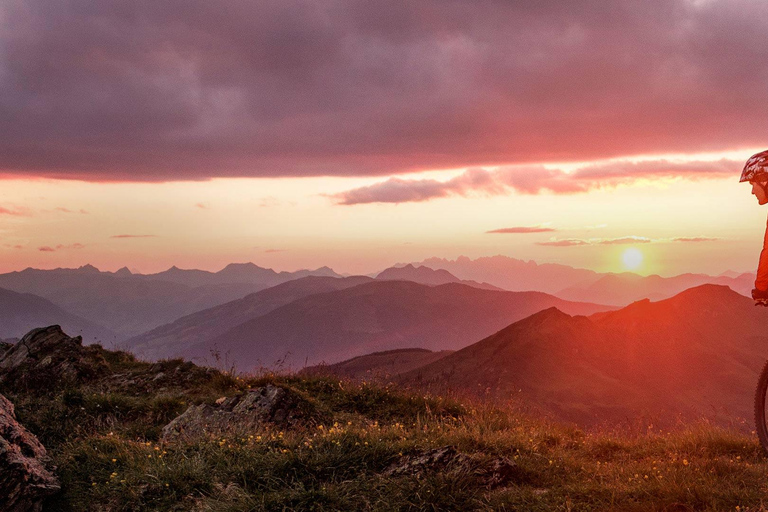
[[621, 248, 644, 270]]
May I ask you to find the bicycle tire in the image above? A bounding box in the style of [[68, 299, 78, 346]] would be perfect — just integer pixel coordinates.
[[754, 359, 768, 456]]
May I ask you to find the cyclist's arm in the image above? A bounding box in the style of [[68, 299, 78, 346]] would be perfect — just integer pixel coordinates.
[[756, 217, 768, 292]]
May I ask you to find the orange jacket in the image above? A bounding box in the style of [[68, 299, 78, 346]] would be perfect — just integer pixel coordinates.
[[757, 215, 768, 291]]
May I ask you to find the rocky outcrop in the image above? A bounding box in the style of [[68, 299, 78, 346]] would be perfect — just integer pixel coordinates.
[[0, 325, 109, 391], [0, 393, 60, 511], [384, 446, 521, 489], [162, 384, 324, 441], [106, 359, 218, 396]]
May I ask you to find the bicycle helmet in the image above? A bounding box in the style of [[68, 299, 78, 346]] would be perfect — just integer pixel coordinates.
[[740, 149, 768, 182]]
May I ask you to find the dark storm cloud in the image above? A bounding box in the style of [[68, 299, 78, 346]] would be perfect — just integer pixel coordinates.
[[1, 0, 766, 181]]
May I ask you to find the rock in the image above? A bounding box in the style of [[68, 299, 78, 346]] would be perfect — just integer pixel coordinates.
[[473, 456, 520, 489], [384, 446, 468, 477], [384, 445, 522, 489], [162, 384, 325, 442], [0, 393, 60, 511], [0, 326, 110, 391]]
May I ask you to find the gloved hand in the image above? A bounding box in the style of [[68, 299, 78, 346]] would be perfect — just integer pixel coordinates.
[[753, 288, 768, 300]]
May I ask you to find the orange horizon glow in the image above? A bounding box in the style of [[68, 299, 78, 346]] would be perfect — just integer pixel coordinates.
[[0, 149, 764, 278]]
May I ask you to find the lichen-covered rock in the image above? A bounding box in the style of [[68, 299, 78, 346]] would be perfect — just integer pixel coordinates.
[[0, 393, 60, 511], [162, 384, 324, 441], [0, 325, 110, 391], [384, 445, 521, 489]]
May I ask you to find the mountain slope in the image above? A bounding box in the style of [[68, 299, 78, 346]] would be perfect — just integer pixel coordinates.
[[399, 284, 768, 425], [0, 287, 117, 344], [123, 276, 373, 360], [304, 348, 454, 381], [184, 281, 613, 371]]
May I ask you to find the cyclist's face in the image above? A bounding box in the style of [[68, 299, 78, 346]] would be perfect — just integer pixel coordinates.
[[752, 181, 768, 205]]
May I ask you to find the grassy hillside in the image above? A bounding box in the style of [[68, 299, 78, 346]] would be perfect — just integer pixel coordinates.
[[5, 342, 768, 511]]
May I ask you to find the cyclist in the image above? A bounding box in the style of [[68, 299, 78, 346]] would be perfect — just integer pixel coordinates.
[[740, 149, 768, 302]]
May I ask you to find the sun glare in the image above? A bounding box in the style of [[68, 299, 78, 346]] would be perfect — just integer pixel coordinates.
[[621, 248, 644, 270]]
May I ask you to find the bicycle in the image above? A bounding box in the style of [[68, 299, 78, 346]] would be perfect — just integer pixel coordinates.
[[753, 298, 768, 454]]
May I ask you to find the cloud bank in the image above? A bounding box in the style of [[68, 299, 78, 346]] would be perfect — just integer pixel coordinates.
[[1, 0, 766, 181], [38, 243, 86, 252], [333, 159, 738, 204], [537, 236, 719, 247], [487, 226, 556, 234]]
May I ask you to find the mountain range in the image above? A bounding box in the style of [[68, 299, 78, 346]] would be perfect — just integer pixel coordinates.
[[413, 255, 754, 304], [391, 284, 768, 425], [0, 264, 342, 338], [164, 280, 611, 371], [375, 264, 501, 290]]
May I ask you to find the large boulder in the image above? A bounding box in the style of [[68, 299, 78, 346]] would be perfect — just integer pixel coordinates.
[[0, 325, 110, 391], [0, 393, 60, 511], [162, 384, 324, 441]]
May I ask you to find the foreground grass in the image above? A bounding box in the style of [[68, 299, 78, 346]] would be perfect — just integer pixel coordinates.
[[5, 354, 768, 511]]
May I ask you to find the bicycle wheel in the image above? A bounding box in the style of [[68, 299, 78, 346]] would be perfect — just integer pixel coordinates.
[[754, 360, 768, 456]]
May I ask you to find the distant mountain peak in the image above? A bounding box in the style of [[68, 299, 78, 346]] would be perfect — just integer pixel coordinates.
[[670, 283, 740, 300], [114, 267, 132, 276], [77, 264, 100, 273], [222, 262, 260, 270], [524, 306, 572, 323], [218, 263, 276, 278]]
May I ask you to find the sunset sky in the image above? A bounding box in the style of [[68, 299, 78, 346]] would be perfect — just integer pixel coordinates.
[[1, 1, 766, 276]]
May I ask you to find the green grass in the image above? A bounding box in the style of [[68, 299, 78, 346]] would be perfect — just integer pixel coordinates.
[[5, 347, 768, 511]]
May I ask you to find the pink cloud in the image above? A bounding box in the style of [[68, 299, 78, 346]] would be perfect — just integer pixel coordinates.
[[110, 234, 156, 239], [195, 203, 208, 209], [0, 2, 765, 182], [38, 243, 85, 252], [55, 207, 89, 214], [487, 226, 556, 234], [538, 235, 717, 247], [333, 159, 740, 204], [264, 249, 285, 253], [669, 236, 720, 243], [598, 236, 652, 245], [537, 239, 591, 247], [333, 169, 504, 205], [0, 205, 31, 216]]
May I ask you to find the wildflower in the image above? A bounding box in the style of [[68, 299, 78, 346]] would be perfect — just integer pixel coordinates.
[[682, 459, 689, 466], [112, 458, 117, 462]]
